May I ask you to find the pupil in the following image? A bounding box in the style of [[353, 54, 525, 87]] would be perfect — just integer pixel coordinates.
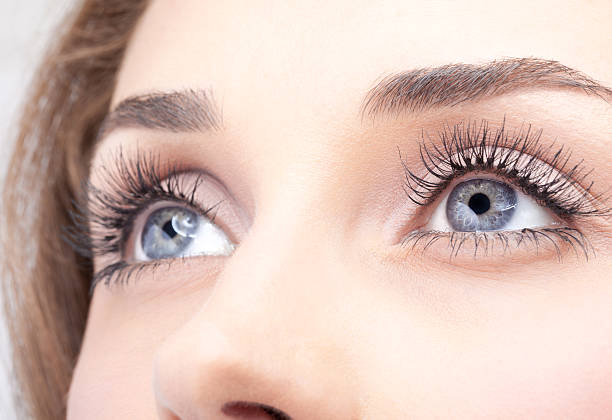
[[468, 193, 490, 215], [162, 219, 178, 238]]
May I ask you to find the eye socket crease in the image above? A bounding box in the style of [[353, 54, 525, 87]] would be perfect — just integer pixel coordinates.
[[400, 119, 610, 219]]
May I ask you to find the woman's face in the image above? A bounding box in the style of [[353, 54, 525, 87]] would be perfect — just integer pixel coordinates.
[[67, 1, 612, 418]]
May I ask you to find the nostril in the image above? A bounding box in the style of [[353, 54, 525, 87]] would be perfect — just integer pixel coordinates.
[[222, 401, 292, 420]]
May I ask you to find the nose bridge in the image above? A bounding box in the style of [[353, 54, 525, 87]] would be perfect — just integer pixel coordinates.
[[154, 213, 361, 419], [220, 208, 345, 323]]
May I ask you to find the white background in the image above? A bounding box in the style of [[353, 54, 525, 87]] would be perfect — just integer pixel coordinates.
[[1, 1, 74, 417]]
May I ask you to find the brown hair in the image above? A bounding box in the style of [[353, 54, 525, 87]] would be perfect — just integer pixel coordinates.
[[1, 1, 148, 418]]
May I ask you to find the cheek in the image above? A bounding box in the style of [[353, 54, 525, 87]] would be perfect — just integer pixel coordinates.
[[504, 287, 612, 416], [467, 321, 612, 417], [68, 340, 157, 419], [67, 268, 216, 419], [354, 265, 612, 418]]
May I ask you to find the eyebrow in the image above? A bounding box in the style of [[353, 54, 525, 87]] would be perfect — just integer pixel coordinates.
[[98, 89, 221, 139], [98, 58, 611, 140], [361, 57, 612, 119]]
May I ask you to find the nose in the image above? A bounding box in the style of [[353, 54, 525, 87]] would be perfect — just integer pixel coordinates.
[[153, 223, 360, 420]]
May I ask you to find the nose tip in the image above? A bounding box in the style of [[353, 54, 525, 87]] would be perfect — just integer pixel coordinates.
[[153, 318, 357, 420]]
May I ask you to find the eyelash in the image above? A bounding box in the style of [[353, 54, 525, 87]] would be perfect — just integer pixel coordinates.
[[69, 121, 609, 290], [68, 150, 217, 291], [400, 119, 610, 259]]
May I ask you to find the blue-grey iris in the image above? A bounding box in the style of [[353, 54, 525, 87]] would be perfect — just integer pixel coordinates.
[[141, 206, 199, 259], [446, 179, 517, 231]]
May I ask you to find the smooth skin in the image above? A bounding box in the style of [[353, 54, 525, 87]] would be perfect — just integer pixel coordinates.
[[68, 1, 612, 418]]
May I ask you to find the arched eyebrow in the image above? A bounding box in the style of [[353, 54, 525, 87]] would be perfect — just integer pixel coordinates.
[[97, 88, 221, 140], [361, 57, 612, 119], [97, 58, 612, 142]]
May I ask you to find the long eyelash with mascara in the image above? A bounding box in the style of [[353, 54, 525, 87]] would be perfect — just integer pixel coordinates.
[[68, 150, 217, 291], [400, 119, 610, 260]]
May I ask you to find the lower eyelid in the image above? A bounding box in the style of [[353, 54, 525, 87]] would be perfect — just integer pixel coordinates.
[[394, 226, 593, 268], [92, 254, 228, 292]]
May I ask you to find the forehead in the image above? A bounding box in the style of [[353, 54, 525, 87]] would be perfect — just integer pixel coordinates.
[[113, 0, 612, 111]]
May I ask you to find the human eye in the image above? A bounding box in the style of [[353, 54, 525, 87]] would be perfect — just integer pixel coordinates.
[[131, 203, 234, 262], [69, 150, 237, 291], [399, 120, 610, 261], [426, 178, 554, 232]]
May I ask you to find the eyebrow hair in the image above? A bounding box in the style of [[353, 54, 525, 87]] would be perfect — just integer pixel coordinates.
[[98, 58, 611, 141], [361, 58, 612, 119], [98, 89, 221, 139]]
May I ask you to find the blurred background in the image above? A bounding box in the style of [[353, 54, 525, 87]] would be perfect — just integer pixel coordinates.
[[1, 1, 74, 416]]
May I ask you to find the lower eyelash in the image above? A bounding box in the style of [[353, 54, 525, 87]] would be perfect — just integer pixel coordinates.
[[90, 259, 182, 292], [402, 227, 593, 261]]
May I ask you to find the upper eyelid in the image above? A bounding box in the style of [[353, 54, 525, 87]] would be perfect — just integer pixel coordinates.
[[72, 152, 217, 256], [405, 148, 579, 207], [89, 170, 212, 250], [400, 120, 610, 219]]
